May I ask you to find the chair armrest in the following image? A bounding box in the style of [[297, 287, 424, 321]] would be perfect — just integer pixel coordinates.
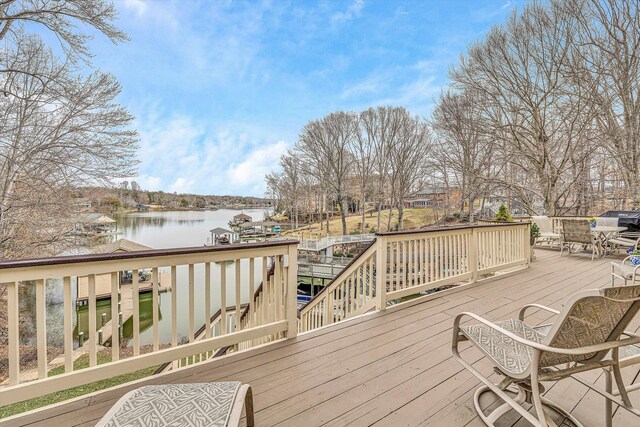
[[453, 312, 640, 356], [518, 304, 560, 321], [621, 330, 640, 339], [618, 257, 640, 275], [620, 256, 633, 265]]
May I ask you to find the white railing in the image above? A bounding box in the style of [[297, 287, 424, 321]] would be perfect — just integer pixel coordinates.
[[477, 216, 591, 234], [299, 242, 378, 332], [0, 240, 298, 406], [296, 233, 375, 251], [299, 223, 530, 332]]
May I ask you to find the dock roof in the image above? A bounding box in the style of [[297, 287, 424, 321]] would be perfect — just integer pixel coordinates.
[[77, 213, 116, 224], [93, 238, 152, 253], [209, 227, 234, 235]]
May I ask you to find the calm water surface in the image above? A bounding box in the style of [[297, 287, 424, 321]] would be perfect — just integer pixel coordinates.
[[24, 209, 269, 348]]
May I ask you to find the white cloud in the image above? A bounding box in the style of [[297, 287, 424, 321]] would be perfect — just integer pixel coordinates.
[[341, 71, 389, 99], [129, 108, 289, 196], [121, 0, 148, 16], [136, 175, 162, 190], [168, 177, 194, 193], [332, 0, 365, 24], [227, 141, 288, 189]]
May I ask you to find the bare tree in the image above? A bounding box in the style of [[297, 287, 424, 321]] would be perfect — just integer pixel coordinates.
[[280, 151, 303, 228], [297, 111, 357, 235], [352, 109, 377, 232], [565, 0, 640, 208], [0, 0, 127, 97], [370, 107, 404, 231], [451, 1, 598, 215], [0, 35, 137, 258], [388, 108, 431, 230], [431, 90, 496, 221]]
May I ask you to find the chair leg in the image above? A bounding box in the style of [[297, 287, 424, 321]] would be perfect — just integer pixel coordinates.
[[530, 370, 548, 427], [605, 369, 613, 427], [245, 386, 255, 427]]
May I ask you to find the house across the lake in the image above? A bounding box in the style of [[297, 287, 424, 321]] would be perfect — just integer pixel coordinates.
[[403, 187, 461, 208]]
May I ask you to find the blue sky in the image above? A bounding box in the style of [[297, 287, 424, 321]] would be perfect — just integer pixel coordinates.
[[86, 0, 524, 197]]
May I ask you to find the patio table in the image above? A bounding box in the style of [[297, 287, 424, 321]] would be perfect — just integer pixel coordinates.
[[592, 226, 627, 257], [592, 226, 627, 234]]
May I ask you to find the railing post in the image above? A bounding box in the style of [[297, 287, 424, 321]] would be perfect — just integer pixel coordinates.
[[287, 243, 298, 338], [7, 281, 19, 385], [469, 227, 479, 283], [325, 289, 333, 326], [375, 236, 387, 311], [525, 223, 531, 265]]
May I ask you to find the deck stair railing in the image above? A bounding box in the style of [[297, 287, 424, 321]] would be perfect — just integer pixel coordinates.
[[299, 223, 530, 332], [172, 261, 279, 370], [0, 240, 298, 406]]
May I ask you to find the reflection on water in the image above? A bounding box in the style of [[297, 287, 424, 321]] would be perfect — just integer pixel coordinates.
[[20, 208, 269, 349], [114, 209, 267, 249], [119, 293, 162, 347]]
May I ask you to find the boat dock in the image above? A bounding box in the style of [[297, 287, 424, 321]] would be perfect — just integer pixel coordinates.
[[76, 272, 170, 304], [99, 271, 171, 345]]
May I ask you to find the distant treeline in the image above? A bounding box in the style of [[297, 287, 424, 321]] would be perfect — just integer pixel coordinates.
[[78, 184, 273, 212]]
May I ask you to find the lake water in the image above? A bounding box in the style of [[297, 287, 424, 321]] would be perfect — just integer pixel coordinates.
[[23, 209, 270, 348]]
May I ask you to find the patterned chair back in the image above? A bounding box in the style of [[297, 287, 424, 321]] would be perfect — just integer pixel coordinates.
[[561, 219, 593, 245], [532, 216, 552, 234], [540, 284, 640, 367]]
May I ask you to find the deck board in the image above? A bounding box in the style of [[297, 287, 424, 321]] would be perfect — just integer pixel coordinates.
[[4, 248, 640, 427]]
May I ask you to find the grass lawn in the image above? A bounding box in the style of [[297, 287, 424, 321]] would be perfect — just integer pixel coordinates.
[[285, 208, 438, 237], [0, 352, 159, 419]]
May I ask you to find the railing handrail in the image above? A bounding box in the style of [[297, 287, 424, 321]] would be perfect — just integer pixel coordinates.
[[0, 240, 299, 270], [375, 222, 527, 237]]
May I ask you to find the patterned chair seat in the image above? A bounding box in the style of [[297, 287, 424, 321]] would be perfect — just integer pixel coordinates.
[[98, 382, 243, 427], [461, 319, 550, 376], [619, 343, 640, 359]]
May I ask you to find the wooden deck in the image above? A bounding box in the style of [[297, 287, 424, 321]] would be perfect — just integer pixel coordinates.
[[5, 248, 640, 426]]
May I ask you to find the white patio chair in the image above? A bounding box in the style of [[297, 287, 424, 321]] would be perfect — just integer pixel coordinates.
[[611, 256, 640, 286], [452, 284, 640, 427], [531, 216, 560, 247], [607, 232, 640, 255], [97, 382, 254, 427], [560, 219, 602, 260]]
